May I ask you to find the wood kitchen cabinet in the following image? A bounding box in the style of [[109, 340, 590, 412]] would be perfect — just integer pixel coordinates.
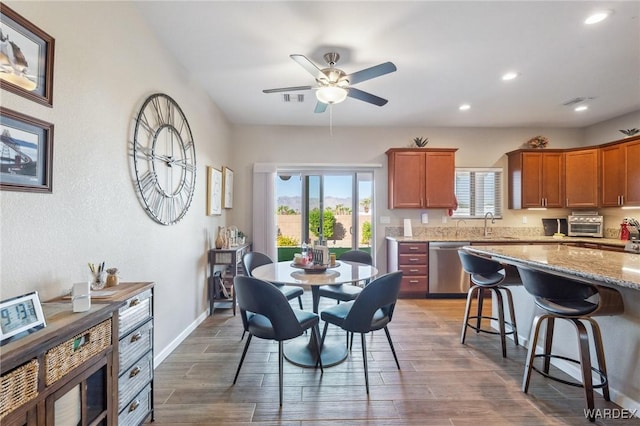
[[564, 148, 599, 208], [386, 148, 457, 209], [387, 239, 428, 298], [507, 150, 564, 209], [601, 136, 640, 207]]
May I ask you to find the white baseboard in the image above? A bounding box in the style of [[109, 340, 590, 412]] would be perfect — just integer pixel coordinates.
[[153, 309, 209, 369]]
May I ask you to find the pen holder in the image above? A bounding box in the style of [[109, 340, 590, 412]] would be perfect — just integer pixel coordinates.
[[90, 271, 107, 290]]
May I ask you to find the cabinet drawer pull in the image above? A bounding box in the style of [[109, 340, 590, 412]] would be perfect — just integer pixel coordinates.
[[129, 298, 140, 307], [129, 366, 141, 378], [129, 399, 140, 412], [409, 269, 419, 272], [408, 247, 419, 250], [130, 332, 143, 343], [409, 280, 419, 284], [409, 258, 420, 262]]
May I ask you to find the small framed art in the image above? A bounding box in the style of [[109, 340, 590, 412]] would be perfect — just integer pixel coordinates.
[[222, 166, 233, 209], [0, 107, 53, 192], [207, 166, 222, 215], [0, 3, 55, 106]]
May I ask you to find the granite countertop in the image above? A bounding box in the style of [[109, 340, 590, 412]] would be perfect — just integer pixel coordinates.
[[386, 235, 628, 247], [464, 244, 640, 291]]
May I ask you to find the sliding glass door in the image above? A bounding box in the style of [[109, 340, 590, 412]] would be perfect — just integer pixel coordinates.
[[276, 171, 373, 262]]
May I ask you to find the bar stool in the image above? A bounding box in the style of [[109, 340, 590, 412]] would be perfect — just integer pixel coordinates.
[[458, 250, 519, 358], [517, 266, 624, 421]]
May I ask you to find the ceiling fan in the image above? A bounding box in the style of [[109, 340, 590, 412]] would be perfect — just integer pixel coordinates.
[[263, 52, 397, 113]]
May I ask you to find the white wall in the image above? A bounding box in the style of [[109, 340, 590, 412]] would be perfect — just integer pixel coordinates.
[[584, 110, 640, 146], [0, 2, 232, 357]]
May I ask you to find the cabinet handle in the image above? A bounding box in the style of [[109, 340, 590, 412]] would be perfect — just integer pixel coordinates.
[[129, 298, 140, 307], [409, 269, 419, 272], [408, 247, 419, 250], [409, 280, 419, 284], [621, 195, 624, 205], [129, 366, 141, 378], [129, 399, 140, 412], [130, 332, 143, 343], [566, 198, 569, 206], [409, 258, 420, 262]]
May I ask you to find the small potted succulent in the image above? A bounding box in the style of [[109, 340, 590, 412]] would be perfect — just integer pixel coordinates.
[[413, 136, 429, 147]]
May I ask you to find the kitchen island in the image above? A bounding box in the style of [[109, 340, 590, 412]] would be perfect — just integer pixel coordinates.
[[463, 244, 640, 415]]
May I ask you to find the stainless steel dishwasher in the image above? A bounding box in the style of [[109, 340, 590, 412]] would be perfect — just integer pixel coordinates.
[[428, 242, 471, 297]]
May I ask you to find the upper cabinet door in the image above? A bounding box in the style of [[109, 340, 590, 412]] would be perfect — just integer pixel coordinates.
[[600, 144, 625, 207], [564, 148, 599, 208], [424, 150, 456, 208], [625, 140, 640, 206], [387, 150, 425, 208], [540, 152, 564, 208], [520, 152, 544, 208], [508, 150, 563, 209]]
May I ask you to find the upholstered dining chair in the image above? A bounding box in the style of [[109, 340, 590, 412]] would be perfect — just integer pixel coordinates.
[[232, 275, 323, 406], [319, 271, 403, 394], [317, 250, 372, 303], [243, 251, 304, 309]]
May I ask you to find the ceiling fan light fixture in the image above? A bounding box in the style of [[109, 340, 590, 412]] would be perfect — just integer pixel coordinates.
[[316, 86, 348, 104]]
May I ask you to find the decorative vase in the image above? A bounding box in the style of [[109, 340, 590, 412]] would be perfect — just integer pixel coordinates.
[[106, 273, 119, 287], [90, 271, 107, 290], [215, 226, 226, 249]]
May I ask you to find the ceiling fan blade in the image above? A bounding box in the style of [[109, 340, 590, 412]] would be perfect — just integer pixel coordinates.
[[346, 62, 397, 85], [262, 85, 313, 94], [314, 101, 328, 113], [290, 54, 325, 80], [347, 87, 388, 106]]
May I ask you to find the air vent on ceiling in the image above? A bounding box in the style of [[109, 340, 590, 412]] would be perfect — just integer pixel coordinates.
[[283, 94, 304, 103], [562, 96, 594, 106]]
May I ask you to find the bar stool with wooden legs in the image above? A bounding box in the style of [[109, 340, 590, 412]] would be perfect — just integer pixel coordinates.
[[517, 266, 624, 422], [458, 250, 519, 358]]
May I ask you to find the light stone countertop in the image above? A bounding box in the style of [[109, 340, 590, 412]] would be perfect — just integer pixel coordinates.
[[386, 235, 628, 247], [464, 244, 640, 291]]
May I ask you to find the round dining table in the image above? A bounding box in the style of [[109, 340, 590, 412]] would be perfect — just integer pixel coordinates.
[[251, 260, 378, 367]]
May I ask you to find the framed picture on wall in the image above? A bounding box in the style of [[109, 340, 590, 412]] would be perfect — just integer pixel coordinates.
[[222, 166, 233, 209], [207, 166, 222, 215], [0, 3, 55, 106], [0, 107, 54, 193]]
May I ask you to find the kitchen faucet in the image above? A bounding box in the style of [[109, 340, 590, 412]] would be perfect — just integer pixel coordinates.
[[484, 212, 495, 237]]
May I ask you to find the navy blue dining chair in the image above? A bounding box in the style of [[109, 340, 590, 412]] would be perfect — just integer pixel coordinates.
[[319, 271, 403, 394], [232, 275, 323, 406]]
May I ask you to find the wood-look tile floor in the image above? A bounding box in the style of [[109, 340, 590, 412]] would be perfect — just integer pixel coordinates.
[[149, 294, 638, 425]]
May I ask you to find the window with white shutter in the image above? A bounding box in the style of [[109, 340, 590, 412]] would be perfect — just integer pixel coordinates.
[[453, 168, 503, 218]]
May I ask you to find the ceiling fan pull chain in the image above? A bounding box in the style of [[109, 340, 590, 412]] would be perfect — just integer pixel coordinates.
[[329, 104, 334, 135]]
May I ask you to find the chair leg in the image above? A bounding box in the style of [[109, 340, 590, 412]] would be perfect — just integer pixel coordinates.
[[461, 285, 478, 344], [320, 321, 329, 351], [585, 317, 610, 401], [298, 296, 303, 310], [312, 325, 324, 373], [493, 288, 507, 358], [241, 330, 246, 341], [233, 334, 252, 384], [543, 317, 555, 374], [278, 341, 284, 406], [384, 326, 400, 370], [476, 287, 485, 333], [361, 333, 369, 394], [504, 287, 519, 346], [572, 319, 595, 416], [522, 313, 547, 393]]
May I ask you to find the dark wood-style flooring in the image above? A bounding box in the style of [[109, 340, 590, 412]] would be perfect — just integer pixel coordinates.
[[149, 293, 638, 425]]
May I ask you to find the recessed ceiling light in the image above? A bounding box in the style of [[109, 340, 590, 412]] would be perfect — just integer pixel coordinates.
[[575, 105, 589, 112], [585, 10, 612, 25], [502, 72, 519, 81], [459, 104, 471, 111]]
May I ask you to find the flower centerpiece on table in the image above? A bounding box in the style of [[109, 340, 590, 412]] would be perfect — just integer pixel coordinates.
[[526, 135, 549, 149]]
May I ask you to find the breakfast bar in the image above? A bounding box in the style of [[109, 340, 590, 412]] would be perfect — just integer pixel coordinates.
[[463, 244, 640, 414]]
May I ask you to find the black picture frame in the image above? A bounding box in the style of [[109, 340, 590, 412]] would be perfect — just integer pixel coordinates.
[[0, 2, 55, 106], [0, 107, 53, 193]]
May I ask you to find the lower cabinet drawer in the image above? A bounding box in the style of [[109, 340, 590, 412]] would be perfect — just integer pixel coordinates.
[[399, 265, 427, 276], [118, 383, 152, 426], [400, 276, 427, 293], [399, 254, 427, 265], [119, 289, 153, 338], [119, 320, 153, 373], [118, 352, 153, 413]]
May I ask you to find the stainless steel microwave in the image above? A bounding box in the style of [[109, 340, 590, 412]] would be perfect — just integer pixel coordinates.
[[567, 213, 604, 238]]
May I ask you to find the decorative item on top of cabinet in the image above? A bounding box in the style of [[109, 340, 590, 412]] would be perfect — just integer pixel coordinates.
[[619, 128, 639, 137], [386, 148, 457, 209], [564, 148, 599, 208], [507, 149, 564, 209], [526, 135, 549, 149]]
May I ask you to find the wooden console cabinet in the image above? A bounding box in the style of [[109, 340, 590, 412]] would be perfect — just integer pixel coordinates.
[[0, 282, 154, 426], [386, 148, 457, 209]]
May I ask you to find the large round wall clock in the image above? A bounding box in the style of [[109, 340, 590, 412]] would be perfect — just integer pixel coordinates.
[[132, 93, 196, 225]]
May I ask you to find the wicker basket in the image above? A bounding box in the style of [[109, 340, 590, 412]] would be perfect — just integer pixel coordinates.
[[0, 359, 39, 419], [45, 319, 111, 385]]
